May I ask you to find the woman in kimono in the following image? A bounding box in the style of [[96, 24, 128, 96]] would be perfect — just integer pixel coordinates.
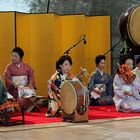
[[0, 77, 20, 114], [88, 55, 114, 106], [46, 55, 74, 117], [132, 56, 140, 99], [3, 47, 36, 101], [113, 56, 140, 112], [0, 77, 7, 105]]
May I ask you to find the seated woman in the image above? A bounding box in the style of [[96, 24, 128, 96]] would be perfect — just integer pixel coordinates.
[[113, 56, 140, 112], [46, 55, 74, 117], [3, 47, 36, 107], [88, 55, 114, 106], [132, 56, 140, 99], [0, 77, 7, 105]]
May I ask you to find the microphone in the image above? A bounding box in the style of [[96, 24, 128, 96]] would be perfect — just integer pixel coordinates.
[[83, 34, 87, 44]]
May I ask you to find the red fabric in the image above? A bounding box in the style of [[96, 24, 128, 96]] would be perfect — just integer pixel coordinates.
[[88, 105, 140, 119], [11, 105, 140, 125]]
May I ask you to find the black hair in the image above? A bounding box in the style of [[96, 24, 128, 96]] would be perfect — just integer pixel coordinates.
[[95, 55, 106, 67], [136, 56, 140, 65], [56, 55, 72, 71], [120, 55, 133, 65], [12, 47, 24, 58]]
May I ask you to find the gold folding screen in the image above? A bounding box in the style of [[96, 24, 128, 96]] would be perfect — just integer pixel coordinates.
[[0, 12, 110, 96], [0, 12, 15, 74]]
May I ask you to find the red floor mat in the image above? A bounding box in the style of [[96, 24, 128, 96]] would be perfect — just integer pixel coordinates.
[[11, 105, 140, 124]]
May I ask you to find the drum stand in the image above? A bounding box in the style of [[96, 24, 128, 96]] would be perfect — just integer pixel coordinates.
[[62, 110, 88, 123]]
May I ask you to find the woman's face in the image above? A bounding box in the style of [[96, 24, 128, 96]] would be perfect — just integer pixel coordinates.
[[97, 59, 106, 70], [60, 60, 71, 74], [12, 52, 21, 64], [125, 59, 133, 70], [137, 62, 140, 70]]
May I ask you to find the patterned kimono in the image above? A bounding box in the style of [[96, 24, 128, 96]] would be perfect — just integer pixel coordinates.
[[0, 79, 7, 105], [0, 78, 20, 114], [4, 62, 36, 100], [88, 69, 114, 105], [47, 71, 74, 117], [113, 74, 140, 112]]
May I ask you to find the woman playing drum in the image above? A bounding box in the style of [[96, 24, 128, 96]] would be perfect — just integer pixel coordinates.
[[113, 56, 140, 112], [88, 55, 114, 106], [46, 55, 74, 117]]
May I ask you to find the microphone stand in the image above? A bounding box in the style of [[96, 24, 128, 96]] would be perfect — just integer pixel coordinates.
[[63, 38, 84, 55], [103, 40, 122, 77], [103, 40, 122, 55], [47, 0, 50, 13]]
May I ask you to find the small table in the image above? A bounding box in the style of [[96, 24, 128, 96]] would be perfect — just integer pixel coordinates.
[[24, 96, 47, 112]]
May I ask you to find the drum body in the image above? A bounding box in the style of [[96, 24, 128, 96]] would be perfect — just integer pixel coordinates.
[[60, 80, 88, 116], [119, 5, 140, 47]]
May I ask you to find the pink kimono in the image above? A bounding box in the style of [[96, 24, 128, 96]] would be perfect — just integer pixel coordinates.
[[4, 62, 36, 99]]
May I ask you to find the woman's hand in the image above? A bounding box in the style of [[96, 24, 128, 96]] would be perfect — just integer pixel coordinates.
[[93, 87, 103, 95], [27, 84, 34, 89], [124, 91, 133, 96], [12, 83, 18, 89]]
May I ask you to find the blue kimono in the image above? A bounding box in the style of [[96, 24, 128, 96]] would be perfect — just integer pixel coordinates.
[[88, 69, 114, 105]]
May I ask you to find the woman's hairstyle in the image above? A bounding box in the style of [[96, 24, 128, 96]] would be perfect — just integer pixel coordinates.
[[136, 56, 140, 64], [120, 55, 133, 65], [56, 55, 72, 71], [95, 55, 106, 66], [12, 47, 24, 58]]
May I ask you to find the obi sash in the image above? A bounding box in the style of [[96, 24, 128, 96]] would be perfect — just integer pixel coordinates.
[[12, 75, 28, 86], [12, 75, 36, 98]]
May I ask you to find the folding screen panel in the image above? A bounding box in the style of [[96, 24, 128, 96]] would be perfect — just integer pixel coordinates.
[[0, 12, 110, 96], [0, 12, 15, 74]]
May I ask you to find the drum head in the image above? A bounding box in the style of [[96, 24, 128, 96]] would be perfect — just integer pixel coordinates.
[[61, 81, 77, 115], [128, 5, 140, 46]]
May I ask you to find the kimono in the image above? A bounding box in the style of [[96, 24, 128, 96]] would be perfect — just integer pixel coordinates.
[[0, 79, 7, 105], [88, 69, 114, 106], [0, 78, 19, 114], [133, 67, 140, 92], [4, 62, 36, 100], [113, 74, 140, 112], [0, 77, 21, 114], [47, 70, 74, 117]]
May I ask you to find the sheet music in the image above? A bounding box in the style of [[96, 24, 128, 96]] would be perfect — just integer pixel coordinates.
[[90, 91, 100, 99]]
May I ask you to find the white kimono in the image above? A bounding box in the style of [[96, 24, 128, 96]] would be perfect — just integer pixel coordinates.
[[133, 67, 140, 96], [113, 74, 140, 112]]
